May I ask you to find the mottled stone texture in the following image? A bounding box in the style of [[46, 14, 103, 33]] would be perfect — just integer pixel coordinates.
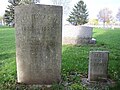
[[88, 51, 109, 82], [15, 4, 62, 84], [62, 26, 93, 45]]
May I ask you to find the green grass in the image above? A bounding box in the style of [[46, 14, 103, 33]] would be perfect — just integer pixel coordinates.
[[0, 27, 16, 89], [0, 27, 120, 89]]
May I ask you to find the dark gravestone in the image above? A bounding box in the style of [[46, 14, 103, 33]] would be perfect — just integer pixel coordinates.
[[88, 51, 109, 82], [15, 4, 62, 84]]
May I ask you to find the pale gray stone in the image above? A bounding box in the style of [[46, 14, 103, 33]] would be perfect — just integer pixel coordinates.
[[88, 51, 109, 82], [62, 25, 93, 45], [15, 4, 62, 84]]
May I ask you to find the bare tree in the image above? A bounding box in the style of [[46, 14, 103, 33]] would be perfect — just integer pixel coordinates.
[[51, 0, 70, 15], [20, 0, 40, 4], [116, 8, 120, 22], [97, 8, 112, 28]]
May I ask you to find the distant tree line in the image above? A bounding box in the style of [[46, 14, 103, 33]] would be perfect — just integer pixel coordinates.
[[97, 8, 120, 27], [4, 0, 88, 27], [3, 0, 120, 27], [67, 0, 120, 27], [4, 0, 70, 27]]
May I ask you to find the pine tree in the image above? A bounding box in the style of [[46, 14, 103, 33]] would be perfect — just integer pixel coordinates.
[[3, 5, 15, 26], [4, 0, 40, 27], [67, 0, 88, 26]]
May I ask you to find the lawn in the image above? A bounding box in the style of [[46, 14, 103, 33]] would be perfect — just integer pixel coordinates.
[[0, 27, 120, 90]]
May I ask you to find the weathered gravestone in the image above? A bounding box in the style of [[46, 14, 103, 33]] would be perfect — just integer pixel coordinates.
[[88, 51, 109, 81], [15, 4, 62, 84], [62, 26, 93, 45]]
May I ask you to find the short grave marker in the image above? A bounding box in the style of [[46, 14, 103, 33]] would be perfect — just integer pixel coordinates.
[[88, 51, 109, 81]]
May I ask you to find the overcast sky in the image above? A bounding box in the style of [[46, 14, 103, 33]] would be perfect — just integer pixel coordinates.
[[0, 0, 120, 19]]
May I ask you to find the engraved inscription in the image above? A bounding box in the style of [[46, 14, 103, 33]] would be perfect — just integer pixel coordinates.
[[32, 14, 59, 24], [88, 51, 109, 81], [15, 4, 62, 84]]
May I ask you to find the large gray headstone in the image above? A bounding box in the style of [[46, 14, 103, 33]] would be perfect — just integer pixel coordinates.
[[88, 51, 109, 81], [15, 4, 62, 84]]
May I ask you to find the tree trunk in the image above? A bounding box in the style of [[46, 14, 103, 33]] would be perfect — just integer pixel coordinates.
[[103, 22, 105, 29]]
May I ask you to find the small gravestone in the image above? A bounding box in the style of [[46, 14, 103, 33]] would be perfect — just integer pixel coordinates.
[[82, 51, 115, 89], [88, 51, 109, 81], [15, 4, 62, 84]]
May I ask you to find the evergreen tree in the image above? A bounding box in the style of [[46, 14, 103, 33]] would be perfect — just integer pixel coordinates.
[[4, 0, 40, 27], [67, 0, 88, 26], [3, 5, 15, 26], [8, 0, 40, 5], [8, 0, 21, 6]]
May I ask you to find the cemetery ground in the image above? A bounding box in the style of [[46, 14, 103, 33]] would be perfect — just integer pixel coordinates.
[[0, 27, 120, 90]]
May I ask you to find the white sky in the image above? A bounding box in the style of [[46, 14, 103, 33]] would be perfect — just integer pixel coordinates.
[[0, 0, 120, 19]]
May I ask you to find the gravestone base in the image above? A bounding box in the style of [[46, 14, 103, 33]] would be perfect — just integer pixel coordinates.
[[16, 83, 52, 90], [89, 38, 96, 44], [81, 78, 115, 90], [62, 37, 92, 45]]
